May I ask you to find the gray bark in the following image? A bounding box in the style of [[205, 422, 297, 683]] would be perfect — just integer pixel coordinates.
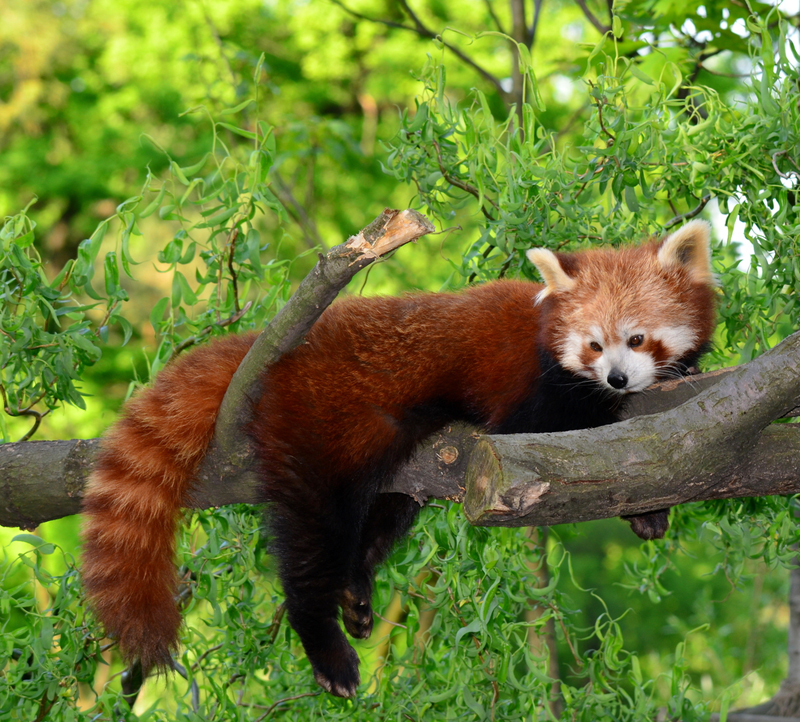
[[1, 332, 798, 529]]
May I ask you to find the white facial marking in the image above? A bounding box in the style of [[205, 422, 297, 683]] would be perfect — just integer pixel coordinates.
[[594, 343, 658, 393], [561, 330, 594, 378], [651, 326, 698, 358]]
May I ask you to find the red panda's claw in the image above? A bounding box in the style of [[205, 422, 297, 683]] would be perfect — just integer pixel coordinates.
[[311, 642, 361, 698]]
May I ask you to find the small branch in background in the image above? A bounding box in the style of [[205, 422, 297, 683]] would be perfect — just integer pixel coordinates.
[[396, 0, 504, 93], [329, 0, 506, 99], [201, 5, 239, 93], [573, 0, 611, 35], [93, 299, 120, 339], [588, 82, 616, 145], [173, 301, 253, 355], [664, 194, 712, 229], [431, 139, 498, 221], [510, 0, 531, 47], [227, 227, 241, 314], [482, 0, 506, 34], [252, 691, 322, 722], [272, 170, 324, 250], [530, 0, 545, 48]]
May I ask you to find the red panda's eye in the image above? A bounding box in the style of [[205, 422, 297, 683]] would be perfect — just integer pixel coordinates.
[[590, 341, 603, 353], [629, 334, 644, 348]]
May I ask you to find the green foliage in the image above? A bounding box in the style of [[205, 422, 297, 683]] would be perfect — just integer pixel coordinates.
[[1, 1, 799, 720], [0, 202, 129, 441]]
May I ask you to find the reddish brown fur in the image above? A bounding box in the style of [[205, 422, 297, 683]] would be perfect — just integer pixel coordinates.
[[82, 283, 548, 671], [82, 334, 256, 671], [542, 243, 716, 362]]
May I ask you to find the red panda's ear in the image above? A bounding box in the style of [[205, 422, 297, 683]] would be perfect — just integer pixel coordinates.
[[526, 248, 577, 302], [657, 220, 714, 284]]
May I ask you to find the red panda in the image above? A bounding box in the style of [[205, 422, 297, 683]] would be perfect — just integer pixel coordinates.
[[81, 220, 716, 698]]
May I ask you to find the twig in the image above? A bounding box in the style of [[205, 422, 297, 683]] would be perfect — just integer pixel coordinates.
[[227, 227, 241, 314], [34, 692, 55, 722], [664, 194, 712, 229], [253, 691, 322, 721], [589, 82, 616, 144], [0, 383, 50, 442], [272, 171, 324, 249], [92, 300, 120, 340], [772, 150, 800, 180], [174, 301, 253, 354], [431, 139, 498, 221], [573, 0, 610, 34], [330, 0, 506, 97], [482, 0, 506, 34], [191, 642, 225, 672], [530, 0, 545, 47], [268, 603, 286, 644], [374, 611, 408, 629], [201, 3, 238, 90]]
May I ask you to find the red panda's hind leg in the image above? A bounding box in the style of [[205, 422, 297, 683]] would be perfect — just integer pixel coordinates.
[[341, 493, 420, 640]]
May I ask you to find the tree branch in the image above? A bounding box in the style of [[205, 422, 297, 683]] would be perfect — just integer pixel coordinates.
[[573, 0, 611, 35], [329, 0, 507, 99], [0, 208, 436, 529], [2, 332, 798, 529]]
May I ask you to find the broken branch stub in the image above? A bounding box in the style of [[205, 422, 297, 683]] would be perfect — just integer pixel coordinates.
[[192, 208, 435, 506], [464, 329, 800, 527]]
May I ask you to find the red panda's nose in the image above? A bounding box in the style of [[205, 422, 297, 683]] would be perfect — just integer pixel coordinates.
[[607, 369, 628, 389]]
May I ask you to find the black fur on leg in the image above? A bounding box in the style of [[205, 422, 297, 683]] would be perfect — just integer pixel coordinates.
[[267, 486, 369, 697], [623, 509, 671, 540], [341, 493, 421, 640]]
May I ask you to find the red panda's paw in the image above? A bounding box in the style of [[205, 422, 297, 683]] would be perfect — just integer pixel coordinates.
[[623, 509, 671, 540], [340, 587, 374, 640], [309, 635, 361, 698]]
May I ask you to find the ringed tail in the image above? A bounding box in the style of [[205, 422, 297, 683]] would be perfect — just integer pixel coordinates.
[[81, 334, 255, 671]]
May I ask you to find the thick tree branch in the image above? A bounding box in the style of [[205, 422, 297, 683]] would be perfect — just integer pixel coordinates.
[[0, 208, 436, 529], [2, 334, 799, 529]]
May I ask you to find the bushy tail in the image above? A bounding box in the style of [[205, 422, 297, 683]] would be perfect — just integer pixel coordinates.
[[81, 334, 255, 672]]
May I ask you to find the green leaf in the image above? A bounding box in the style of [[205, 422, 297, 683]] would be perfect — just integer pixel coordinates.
[[150, 297, 169, 332], [219, 99, 256, 116], [103, 252, 121, 296], [174, 271, 197, 305], [200, 206, 240, 227], [216, 122, 257, 140], [454, 618, 481, 646], [624, 185, 640, 212]]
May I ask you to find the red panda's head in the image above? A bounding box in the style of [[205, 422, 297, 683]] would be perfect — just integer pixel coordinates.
[[526, 220, 717, 394]]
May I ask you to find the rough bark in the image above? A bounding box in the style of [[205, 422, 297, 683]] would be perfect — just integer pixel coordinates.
[[0, 208, 436, 529], [192, 207, 435, 508]]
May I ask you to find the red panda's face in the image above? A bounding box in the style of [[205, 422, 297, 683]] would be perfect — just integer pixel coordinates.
[[527, 220, 717, 395], [558, 317, 702, 393]]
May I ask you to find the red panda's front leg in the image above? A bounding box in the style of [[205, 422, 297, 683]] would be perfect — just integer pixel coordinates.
[[268, 488, 368, 697]]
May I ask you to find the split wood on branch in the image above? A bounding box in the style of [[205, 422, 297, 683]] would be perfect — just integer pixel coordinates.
[[1, 328, 799, 530]]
